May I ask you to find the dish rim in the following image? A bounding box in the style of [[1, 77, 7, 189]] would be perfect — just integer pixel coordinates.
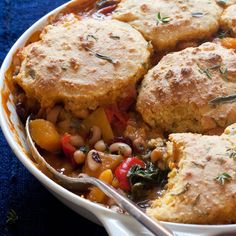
[[1, 0, 236, 233]]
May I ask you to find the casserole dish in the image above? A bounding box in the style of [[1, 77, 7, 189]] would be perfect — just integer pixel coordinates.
[[1, 0, 236, 235]]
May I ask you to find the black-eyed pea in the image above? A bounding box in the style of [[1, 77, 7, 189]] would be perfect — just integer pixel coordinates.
[[94, 140, 107, 152], [73, 150, 86, 165]]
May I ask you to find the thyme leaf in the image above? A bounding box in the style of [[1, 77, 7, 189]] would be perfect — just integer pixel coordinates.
[[156, 12, 170, 25], [215, 172, 232, 185], [227, 148, 236, 159], [209, 93, 236, 106], [29, 69, 36, 79], [110, 35, 120, 40], [192, 12, 204, 18], [6, 209, 18, 225], [218, 30, 229, 39], [86, 34, 98, 41], [86, 47, 116, 64]]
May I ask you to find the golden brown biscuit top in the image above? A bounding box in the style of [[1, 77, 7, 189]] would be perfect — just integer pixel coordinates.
[[16, 15, 152, 115], [221, 4, 236, 36], [137, 42, 236, 132], [113, 0, 222, 51]]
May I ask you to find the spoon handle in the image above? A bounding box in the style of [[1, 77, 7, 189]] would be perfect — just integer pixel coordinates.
[[83, 175, 173, 236]]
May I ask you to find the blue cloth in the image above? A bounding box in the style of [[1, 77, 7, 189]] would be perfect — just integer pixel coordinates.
[[0, 1, 107, 235]]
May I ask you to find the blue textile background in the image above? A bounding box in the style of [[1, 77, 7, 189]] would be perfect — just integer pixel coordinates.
[[0, 1, 107, 235]]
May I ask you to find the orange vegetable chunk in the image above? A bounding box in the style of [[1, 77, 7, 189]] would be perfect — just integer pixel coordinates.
[[30, 119, 61, 152]]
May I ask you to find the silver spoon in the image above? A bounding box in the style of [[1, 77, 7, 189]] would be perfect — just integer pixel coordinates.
[[25, 116, 173, 236]]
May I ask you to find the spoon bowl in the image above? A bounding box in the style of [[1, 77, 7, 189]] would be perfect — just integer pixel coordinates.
[[25, 116, 173, 236]]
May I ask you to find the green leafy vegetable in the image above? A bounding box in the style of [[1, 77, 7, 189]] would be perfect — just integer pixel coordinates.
[[6, 209, 18, 225], [156, 12, 170, 25], [209, 93, 236, 106], [127, 162, 169, 200], [215, 172, 232, 185]]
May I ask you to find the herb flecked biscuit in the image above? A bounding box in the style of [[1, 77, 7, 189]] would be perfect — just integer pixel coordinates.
[[220, 4, 236, 36], [147, 123, 236, 224], [113, 0, 222, 51], [16, 14, 152, 117], [137, 42, 236, 133]]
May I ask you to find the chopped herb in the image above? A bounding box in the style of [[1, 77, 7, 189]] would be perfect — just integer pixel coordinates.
[[110, 35, 120, 40], [171, 183, 191, 196], [61, 65, 67, 71], [197, 63, 228, 80], [192, 161, 205, 168], [29, 69, 36, 79], [209, 93, 236, 106], [227, 148, 236, 159], [219, 67, 228, 81], [192, 12, 204, 18], [92, 151, 102, 163], [6, 209, 18, 225], [215, 172, 232, 185], [218, 30, 229, 39], [86, 47, 116, 64], [86, 34, 98, 41], [216, 0, 227, 6], [156, 12, 170, 25], [127, 162, 169, 200]]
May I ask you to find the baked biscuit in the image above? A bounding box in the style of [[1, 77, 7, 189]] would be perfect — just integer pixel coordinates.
[[137, 42, 236, 133], [16, 15, 152, 117], [221, 4, 236, 36], [147, 124, 236, 224], [113, 0, 222, 51]]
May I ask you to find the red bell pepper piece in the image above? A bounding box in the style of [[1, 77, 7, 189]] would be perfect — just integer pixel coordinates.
[[105, 104, 129, 132], [115, 157, 145, 191], [61, 133, 76, 166], [97, 4, 117, 15]]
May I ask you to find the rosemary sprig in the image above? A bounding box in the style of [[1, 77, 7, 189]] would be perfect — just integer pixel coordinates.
[[227, 148, 236, 159], [110, 35, 120, 40], [192, 12, 204, 18], [209, 93, 236, 106], [86, 34, 98, 41], [6, 209, 18, 225], [215, 172, 232, 185], [86, 47, 116, 64], [156, 12, 170, 25], [218, 30, 229, 39]]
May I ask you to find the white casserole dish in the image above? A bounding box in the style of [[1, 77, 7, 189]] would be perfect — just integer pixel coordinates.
[[1, 1, 236, 235]]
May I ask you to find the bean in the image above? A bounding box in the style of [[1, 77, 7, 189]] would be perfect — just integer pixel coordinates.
[[94, 140, 107, 152], [109, 142, 132, 157], [73, 150, 86, 165]]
